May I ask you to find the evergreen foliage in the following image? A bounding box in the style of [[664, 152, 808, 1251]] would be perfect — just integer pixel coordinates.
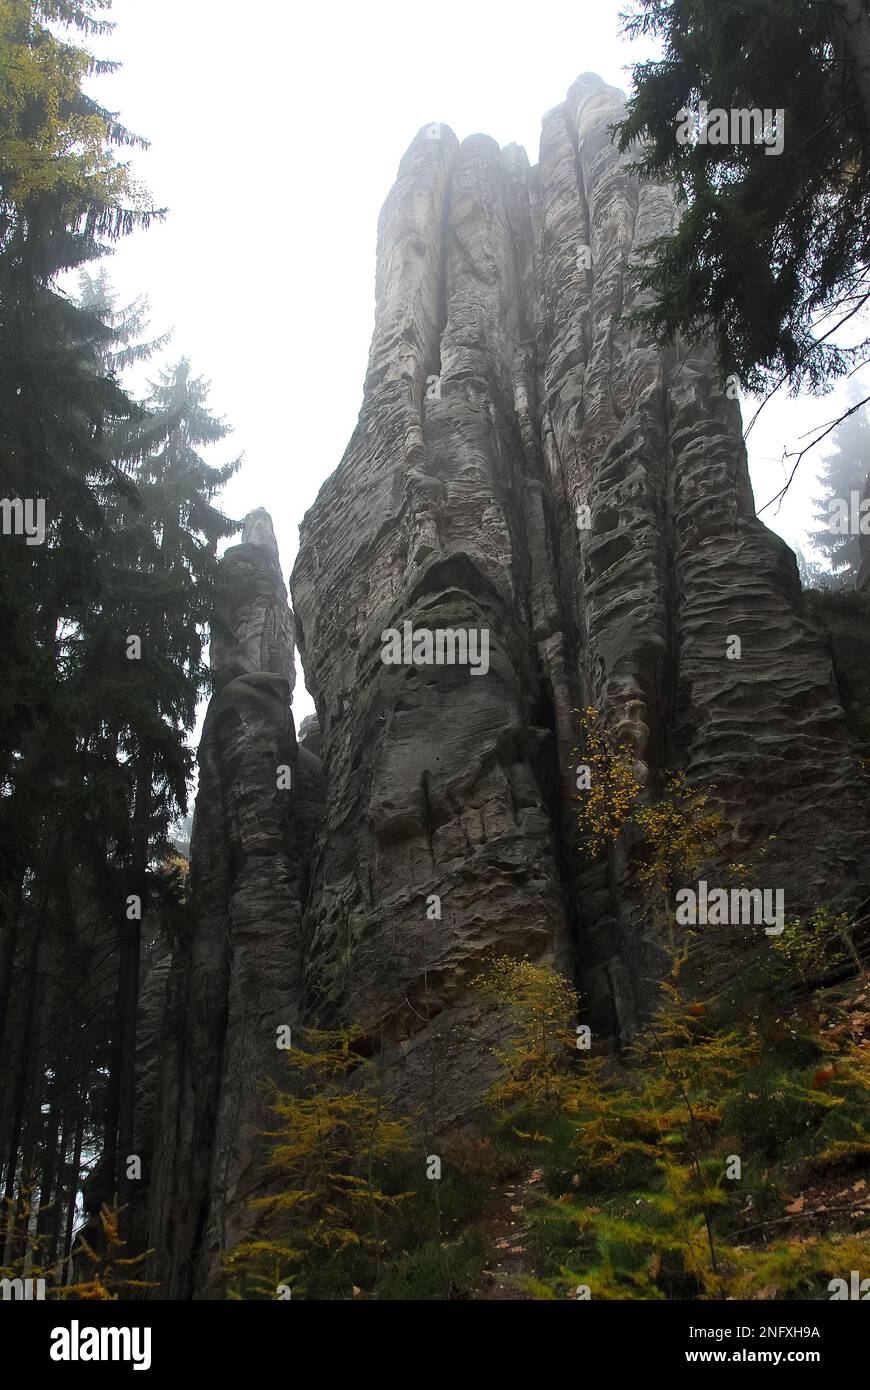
[[225, 1028, 414, 1300], [0, 0, 238, 1275], [809, 396, 870, 579], [615, 0, 870, 397]]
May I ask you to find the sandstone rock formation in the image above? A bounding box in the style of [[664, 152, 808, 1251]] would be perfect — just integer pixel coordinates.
[[290, 72, 870, 1064], [145, 510, 321, 1296], [144, 75, 870, 1295]]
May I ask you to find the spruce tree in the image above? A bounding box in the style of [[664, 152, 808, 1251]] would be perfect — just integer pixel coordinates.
[[615, 0, 870, 398], [68, 356, 239, 1223], [0, 0, 161, 1229], [810, 400, 870, 580]]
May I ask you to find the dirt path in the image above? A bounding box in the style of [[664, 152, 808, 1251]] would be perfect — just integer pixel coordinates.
[[475, 1168, 545, 1300]]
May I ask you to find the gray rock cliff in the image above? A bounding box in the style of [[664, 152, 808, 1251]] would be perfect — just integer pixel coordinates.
[[143, 76, 870, 1295], [291, 74, 869, 1060], [145, 509, 322, 1296]]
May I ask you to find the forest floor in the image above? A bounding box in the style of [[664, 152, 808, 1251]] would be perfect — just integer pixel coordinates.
[[475, 1167, 544, 1299]]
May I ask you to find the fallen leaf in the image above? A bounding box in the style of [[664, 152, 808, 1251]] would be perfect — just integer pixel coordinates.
[[510, 1205, 523, 1213], [853, 1180, 867, 1193], [785, 1197, 805, 1214], [528, 1168, 544, 1184]]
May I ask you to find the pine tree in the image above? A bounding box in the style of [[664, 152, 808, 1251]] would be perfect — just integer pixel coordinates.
[[67, 356, 239, 1226], [0, 5, 241, 1278], [0, 0, 161, 1243], [615, 0, 870, 398], [810, 399, 870, 580]]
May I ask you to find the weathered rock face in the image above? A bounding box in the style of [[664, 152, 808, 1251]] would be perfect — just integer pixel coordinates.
[[146, 510, 322, 1297], [145, 75, 870, 1295], [290, 73, 870, 1067]]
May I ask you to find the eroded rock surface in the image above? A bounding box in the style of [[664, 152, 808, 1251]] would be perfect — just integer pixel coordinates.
[[145, 77, 870, 1295], [290, 74, 870, 1066], [146, 510, 320, 1297]]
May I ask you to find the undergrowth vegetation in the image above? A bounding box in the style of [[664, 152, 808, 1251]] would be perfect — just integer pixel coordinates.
[[482, 955, 870, 1300]]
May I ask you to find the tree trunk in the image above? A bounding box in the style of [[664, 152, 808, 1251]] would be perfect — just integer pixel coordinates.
[[36, 1060, 62, 1247], [2, 911, 48, 1205], [0, 821, 61, 1192], [860, 472, 870, 591], [48, 1106, 70, 1266], [117, 748, 153, 1234], [0, 867, 24, 1061], [61, 1102, 85, 1285], [100, 973, 124, 1216], [3, 974, 47, 1272]]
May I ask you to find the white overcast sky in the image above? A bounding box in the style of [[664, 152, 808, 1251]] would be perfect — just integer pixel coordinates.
[[88, 0, 863, 727]]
